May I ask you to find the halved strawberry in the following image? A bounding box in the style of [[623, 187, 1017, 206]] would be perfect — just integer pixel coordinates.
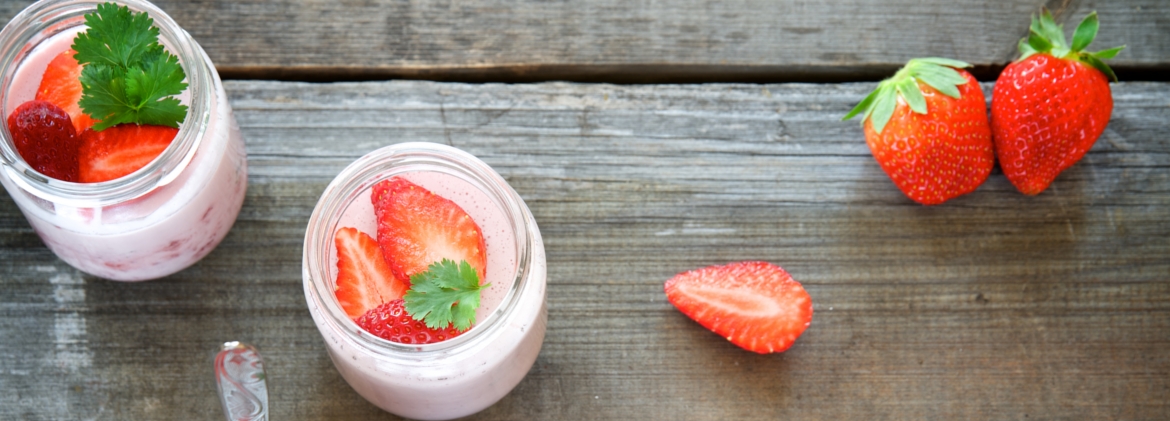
[[6, 100, 81, 182], [334, 227, 410, 319], [373, 177, 487, 281], [35, 49, 96, 133], [664, 261, 813, 354], [355, 299, 464, 344], [77, 124, 177, 183]]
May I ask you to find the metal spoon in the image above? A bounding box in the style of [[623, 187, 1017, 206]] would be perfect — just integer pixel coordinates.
[[214, 341, 269, 421]]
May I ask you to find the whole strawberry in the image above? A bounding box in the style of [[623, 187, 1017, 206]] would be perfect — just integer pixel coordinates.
[[843, 58, 994, 205], [991, 10, 1124, 195]]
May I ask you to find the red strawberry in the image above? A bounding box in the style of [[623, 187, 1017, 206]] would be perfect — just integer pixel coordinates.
[[355, 299, 463, 344], [35, 49, 97, 133], [843, 58, 994, 205], [373, 177, 487, 281], [6, 100, 81, 182], [664, 261, 812, 354], [991, 10, 1123, 195], [334, 227, 410, 319], [77, 124, 177, 183]]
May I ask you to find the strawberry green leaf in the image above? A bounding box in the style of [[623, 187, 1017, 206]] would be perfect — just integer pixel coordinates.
[[842, 88, 880, 121], [914, 63, 967, 85], [915, 71, 962, 99], [897, 78, 926, 114], [1028, 14, 1042, 41], [869, 85, 896, 134], [1052, 46, 1072, 59], [1092, 46, 1125, 60], [1018, 37, 1038, 59], [403, 259, 490, 332], [1070, 11, 1098, 52], [912, 57, 970, 68], [72, 2, 187, 130], [1027, 30, 1053, 54], [1037, 9, 1067, 49], [1015, 8, 1123, 82], [1081, 54, 1118, 83], [843, 57, 970, 134]]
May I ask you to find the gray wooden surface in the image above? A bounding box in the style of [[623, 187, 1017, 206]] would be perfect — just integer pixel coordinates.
[[2, 0, 1169, 418], [0, 0, 1165, 82], [2, 80, 1168, 419]]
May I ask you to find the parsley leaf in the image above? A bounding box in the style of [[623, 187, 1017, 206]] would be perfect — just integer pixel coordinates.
[[72, 2, 187, 131], [404, 259, 491, 332]]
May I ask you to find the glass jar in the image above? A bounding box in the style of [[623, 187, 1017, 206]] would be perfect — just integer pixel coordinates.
[[0, 0, 247, 281], [303, 142, 547, 420]]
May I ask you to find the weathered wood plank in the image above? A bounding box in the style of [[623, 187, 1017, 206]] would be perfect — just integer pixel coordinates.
[[1, 80, 1169, 419], [0, 0, 1165, 82]]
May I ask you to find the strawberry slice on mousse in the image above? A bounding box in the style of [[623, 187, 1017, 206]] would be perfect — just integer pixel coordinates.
[[334, 227, 410, 319], [35, 49, 96, 133], [78, 124, 177, 183], [355, 299, 464, 344], [6, 100, 82, 182], [372, 177, 487, 282]]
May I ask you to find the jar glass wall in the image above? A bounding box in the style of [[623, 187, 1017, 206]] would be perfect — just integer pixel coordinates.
[[0, 0, 248, 281], [303, 142, 547, 420]]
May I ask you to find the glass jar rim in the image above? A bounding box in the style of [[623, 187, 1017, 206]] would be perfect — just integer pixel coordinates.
[[303, 142, 535, 357], [0, 0, 212, 207]]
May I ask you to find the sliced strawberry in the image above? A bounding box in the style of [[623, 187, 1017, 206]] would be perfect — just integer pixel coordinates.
[[664, 261, 813, 354], [77, 124, 177, 183], [334, 227, 410, 319], [6, 100, 81, 182], [373, 177, 487, 281], [355, 299, 464, 344], [35, 49, 96, 133]]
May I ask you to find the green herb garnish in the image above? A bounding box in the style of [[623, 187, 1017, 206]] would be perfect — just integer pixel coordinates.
[[404, 259, 490, 332], [72, 2, 188, 131]]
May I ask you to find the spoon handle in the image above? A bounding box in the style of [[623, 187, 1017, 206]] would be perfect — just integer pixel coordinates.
[[214, 341, 269, 421]]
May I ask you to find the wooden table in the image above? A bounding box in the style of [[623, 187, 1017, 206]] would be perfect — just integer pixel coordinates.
[[2, 1, 1168, 419]]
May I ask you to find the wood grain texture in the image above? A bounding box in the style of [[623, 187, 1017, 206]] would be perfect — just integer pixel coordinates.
[[2, 80, 1169, 419], [0, 0, 1166, 82]]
